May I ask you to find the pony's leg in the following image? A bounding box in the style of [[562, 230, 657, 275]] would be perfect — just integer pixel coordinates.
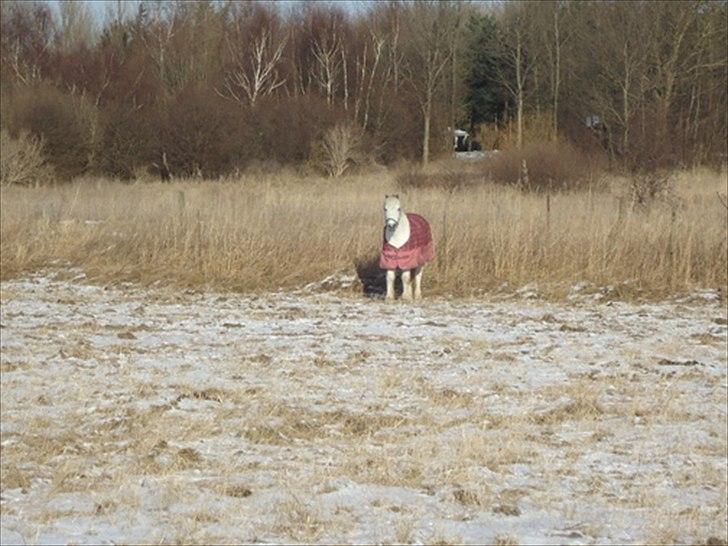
[[414, 267, 423, 300], [385, 269, 396, 300], [401, 270, 413, 300]]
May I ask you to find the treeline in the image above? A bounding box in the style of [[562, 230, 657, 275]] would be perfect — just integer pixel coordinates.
[[0, 0, 725, 181]]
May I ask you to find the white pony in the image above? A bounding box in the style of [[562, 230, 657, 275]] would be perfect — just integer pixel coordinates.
[[380, 195, 435, 300]]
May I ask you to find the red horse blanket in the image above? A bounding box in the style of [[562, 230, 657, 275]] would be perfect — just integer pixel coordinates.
[[380, 213, 435, 270]]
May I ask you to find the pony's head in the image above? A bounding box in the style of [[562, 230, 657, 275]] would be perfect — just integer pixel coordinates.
[[383, 194, 402, 228]]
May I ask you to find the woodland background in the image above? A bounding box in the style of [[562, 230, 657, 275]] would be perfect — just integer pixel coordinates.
[[1, 0, 726, 182]]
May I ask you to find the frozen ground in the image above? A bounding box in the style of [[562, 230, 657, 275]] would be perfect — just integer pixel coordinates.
[[1, 271, 726, 545]]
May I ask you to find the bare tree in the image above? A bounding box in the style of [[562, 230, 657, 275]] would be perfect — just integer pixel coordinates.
[[560, 0, 726, 166], [103, 0, 134, 27], [448, 3, 466, 137], [311, 24, 342, 105], [221, 27, 287, 106], [643, 2, 700, 139], [369, 3, 406, 135], [353, 29, 385, 129], [497, 3, 539, 149], [570, 1, 650, 156], [530, 1, 572, 140], [1, 0, 724, 177], [402, 1, 459, 165], [57, 0, 96, 52], [138, 2, 180, 95], [317, 123, 364, 177], [0, 1, 55, 87]]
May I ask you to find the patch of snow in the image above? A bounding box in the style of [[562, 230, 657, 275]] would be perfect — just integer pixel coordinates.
[[1, 272, 725, 545]]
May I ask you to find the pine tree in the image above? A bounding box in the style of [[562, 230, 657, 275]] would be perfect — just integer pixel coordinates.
[[463, 13, 504, 129]]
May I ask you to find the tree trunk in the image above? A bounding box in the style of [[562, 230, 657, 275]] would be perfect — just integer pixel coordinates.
[[341, 48, 348, 111], [450, 36, 457, 135], [422, 99, 431, 165], [622, 81, 630, 154], [552, 5, 560, 141], [517, 91, 524, 149], [621, 44, 631, 154], [515, 34, 524, 149]]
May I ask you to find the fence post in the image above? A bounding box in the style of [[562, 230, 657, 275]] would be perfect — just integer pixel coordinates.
[[668, 205, 677, 287], [546, 191, 551, 232], [442, 191, 450, 278]]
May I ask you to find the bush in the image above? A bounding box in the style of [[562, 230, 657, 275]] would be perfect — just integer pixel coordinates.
[[158, 86, 253, 178], [4, 85, 96, 180], [629, 171, 674, 207], [313, 123, 366, 177], [396, 166, 481, 191], [95, 104, 156, 180], [250, 95, 346, 166], [477, 110, 553, 151], [375, 96, 443, 164], [487, 141, 603, 191], [0, 129, 54, 186], [396, 141, 605, 192]]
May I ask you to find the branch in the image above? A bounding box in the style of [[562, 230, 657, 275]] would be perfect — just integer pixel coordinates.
[[717, 192, 728, 211]]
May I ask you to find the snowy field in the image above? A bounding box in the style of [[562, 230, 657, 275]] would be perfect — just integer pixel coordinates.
[[1, 271, 726, 545]]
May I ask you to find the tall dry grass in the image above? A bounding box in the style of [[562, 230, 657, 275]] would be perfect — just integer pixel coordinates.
[[0, 168, 726, 299]]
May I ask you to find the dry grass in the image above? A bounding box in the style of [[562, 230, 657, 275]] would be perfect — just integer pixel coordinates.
[[273, 495, 326, 542], [493, 534, 520, 546], [1, 273, 725, 544], [0, 129, 54, 187], [0, 167, 726, 299]]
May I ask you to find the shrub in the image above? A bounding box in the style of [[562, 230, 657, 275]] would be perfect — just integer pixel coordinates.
[[313, 123, 365, 177], [4, 85, 96, 180], [396, 141, 605, 192], [477, 110, 553, 151], [396, 166, 482, 191], [375, 96, 447, 164], [250, 95, 346, 166], [487, 141, 602, 191], [0, 129, 54, 186], [629, 171, 674, 207], [157, 86, 253, 178], [95, 104, 156, 180], [622, 106, 680, 173]]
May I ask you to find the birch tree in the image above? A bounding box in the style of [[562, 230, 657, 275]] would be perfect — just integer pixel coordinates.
[[531, 1, 572, 140], [352, 29, 385, 129], [57, 0, 96, 52], [310, 25, 341, 105], [216, 4, 288, 106], [497, 3, 538, 149]]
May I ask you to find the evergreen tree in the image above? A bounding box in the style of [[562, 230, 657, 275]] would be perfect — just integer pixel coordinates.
[[463, 13, 504, 129]]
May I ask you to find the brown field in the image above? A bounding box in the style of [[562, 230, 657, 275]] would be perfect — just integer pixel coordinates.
[[1, 167, 726, 299]]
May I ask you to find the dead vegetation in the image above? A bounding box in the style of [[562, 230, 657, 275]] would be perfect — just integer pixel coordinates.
[[0, 273, 725, 544], [0, 129, 54, 187], [1, 167, 726, 300], [493, 534, 520, 546]]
